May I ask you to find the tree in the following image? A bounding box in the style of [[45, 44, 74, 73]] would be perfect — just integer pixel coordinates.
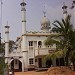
[[68, 30, 75, 70], [0, 42, 5, 75], [0, 57, 6, 75], [0, 40, 15, 75], [0, 42, 4, 53], [9, 40, 15, 52], [45, 15, 75, 66]]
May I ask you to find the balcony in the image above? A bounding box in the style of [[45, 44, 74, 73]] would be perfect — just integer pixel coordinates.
[[35, 45, 56, 56]]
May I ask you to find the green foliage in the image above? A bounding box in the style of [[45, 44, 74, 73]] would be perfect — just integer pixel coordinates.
[[0, 40, 15, 74], [0, 57, 6, 75], [9, 40, 15, 52], [45, 15, 75, 66], [0, 42, 5, 75], [45, 36, 55, 45], [0, 43, 4, 53], [52, 15, 73, 49], [45, 50, 64, 60], [69, 50, 75, 62]]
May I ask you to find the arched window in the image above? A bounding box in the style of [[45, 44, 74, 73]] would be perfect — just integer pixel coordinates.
[[38, 41, 42, 48]]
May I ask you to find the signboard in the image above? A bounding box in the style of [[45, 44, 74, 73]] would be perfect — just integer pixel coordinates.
[[48, 50, 55, 53]]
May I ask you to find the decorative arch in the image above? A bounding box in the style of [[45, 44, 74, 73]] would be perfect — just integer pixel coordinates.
[[9, 58, 22, 72], [8, 58, 22, 64]]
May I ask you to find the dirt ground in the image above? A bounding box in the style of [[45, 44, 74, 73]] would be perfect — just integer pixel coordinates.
[[14, 67, 75, 75], [46, 66, 73, 75], [14, 71, 46, 75], [14, 71, 75, 75]]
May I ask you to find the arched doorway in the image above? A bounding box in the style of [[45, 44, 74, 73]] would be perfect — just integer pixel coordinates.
[[46, 59, 52, 68], [11, 59, 22, 72]]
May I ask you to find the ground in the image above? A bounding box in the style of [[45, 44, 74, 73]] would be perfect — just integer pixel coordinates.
[[14, 71, 46, 75], [14, 67, 75, 75]]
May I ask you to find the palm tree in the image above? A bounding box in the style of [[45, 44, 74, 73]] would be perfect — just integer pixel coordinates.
[[45, 15, 75, 66], [9, 40, 15, 52], [68, 30, 75, 70], [45, 50, 64, 66]]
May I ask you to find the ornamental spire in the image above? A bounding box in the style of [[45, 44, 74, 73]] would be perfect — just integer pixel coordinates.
[[43, 4, 46, 17]]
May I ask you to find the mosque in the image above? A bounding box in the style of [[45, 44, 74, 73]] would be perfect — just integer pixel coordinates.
[[4, 0, 70, 72]]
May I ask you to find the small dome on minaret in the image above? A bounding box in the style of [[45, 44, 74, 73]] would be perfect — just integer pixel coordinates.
[[41, 11, 51, 32], [70, 0, 75, 9], [20, 0, 26, 11], [62, 2, 67, 14], [73, 0, 75, 4], [5, 21, 10, 33], [20, 0, 26, 6]]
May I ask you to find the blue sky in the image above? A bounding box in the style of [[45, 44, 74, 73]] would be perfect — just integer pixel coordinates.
[[0, 0, 74, 41]]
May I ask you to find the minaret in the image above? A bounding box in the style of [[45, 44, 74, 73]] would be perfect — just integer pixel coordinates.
[[20, 0, 28, 71], [20, 0, 26, 35], [5, 22, 10, 63], [62, 2, 68, 20]]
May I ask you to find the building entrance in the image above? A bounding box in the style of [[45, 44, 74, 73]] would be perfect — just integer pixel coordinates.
[[38, 58, 42, 68], [11, 59, 22, 72]]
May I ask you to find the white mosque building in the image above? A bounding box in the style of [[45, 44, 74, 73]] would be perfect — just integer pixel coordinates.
[[4, 0, 69, 72]]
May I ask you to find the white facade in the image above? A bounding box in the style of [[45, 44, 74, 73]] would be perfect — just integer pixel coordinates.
[[4, 0, 67, 72], [6, 32, 56, 72]]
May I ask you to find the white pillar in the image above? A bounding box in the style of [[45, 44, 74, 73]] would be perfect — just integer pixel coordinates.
[[20, 0, 28, 70], [62, 3, 67, 21], [22, 52, 28, 70], [33, 41, 35, 65], [22, 60, 24, 72], [63, 13, 67, 21], [5, 25, 10, 63]]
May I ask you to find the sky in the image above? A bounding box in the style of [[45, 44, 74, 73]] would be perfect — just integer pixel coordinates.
[[0, 0, 74, 41]]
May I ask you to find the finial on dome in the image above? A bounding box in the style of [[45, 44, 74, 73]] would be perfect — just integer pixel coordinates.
[[43, 11, 46, 17], [5, 21, 10, 28], [43, 5, 46, 17], [63, 2, 65, 6], [62, 2, 67, 9]]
